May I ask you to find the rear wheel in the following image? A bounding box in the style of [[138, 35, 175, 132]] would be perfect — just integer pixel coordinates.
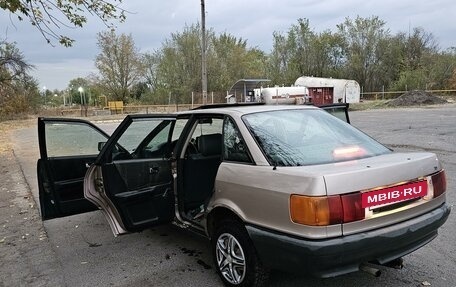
[[212, 221, 269, 287]]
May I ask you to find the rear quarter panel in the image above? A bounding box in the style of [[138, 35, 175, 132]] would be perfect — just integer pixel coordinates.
[[212, 162, 342, 239]]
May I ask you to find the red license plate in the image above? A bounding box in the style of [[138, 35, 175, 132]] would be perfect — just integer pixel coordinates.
[[362, 180, 428, 208]]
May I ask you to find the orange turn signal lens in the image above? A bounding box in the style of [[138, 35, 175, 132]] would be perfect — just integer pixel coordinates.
[[290, 195, 342, 226]]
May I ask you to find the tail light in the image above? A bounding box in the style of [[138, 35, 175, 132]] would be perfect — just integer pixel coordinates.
[[290, 193, 364, 226], [431, 170, 446, 198], [340, 193, 364, 222]]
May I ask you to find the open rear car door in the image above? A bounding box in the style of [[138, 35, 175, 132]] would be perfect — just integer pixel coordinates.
[[38, 115, 178, 236]]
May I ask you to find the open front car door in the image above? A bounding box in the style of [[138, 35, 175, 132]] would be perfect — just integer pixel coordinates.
[[85, 115, 178, 236], [37, 118, 110, 220]]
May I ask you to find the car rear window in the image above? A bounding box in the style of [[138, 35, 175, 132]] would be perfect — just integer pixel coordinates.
[[242, 109, 391, 166]]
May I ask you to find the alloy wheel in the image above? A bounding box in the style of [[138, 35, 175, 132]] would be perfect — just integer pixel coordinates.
[[216, 232, 246, 284]]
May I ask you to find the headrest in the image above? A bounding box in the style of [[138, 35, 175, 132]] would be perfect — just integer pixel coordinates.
[[197, 133, 222, 156]]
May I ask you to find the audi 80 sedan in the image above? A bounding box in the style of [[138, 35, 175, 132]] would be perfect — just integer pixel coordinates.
[[37, 103, 450, 287]]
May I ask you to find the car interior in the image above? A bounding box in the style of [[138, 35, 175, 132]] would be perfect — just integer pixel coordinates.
[[181, 117, 223, 221]]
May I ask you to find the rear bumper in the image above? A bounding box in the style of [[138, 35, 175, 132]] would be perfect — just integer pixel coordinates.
[[246, 203, 450, 278]]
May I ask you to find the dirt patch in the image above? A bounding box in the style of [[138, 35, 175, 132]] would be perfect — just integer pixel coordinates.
[[0, 119, 35, 153], [387, 90, 448, 107]]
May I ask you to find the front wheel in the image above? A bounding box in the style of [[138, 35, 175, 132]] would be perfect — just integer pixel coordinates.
[[212, 221, 269, 287]]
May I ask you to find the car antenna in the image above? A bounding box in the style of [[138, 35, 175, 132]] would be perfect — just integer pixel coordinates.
[[271, 153, 278, 170]]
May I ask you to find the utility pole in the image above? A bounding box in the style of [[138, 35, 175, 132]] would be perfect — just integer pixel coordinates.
[[201, 0, 207, 105]]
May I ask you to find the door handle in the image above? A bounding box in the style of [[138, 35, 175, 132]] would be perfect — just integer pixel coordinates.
[[85, 163, 93, 168], [149, 166, 159, 174]]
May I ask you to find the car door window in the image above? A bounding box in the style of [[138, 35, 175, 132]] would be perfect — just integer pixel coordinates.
[[109, 119, 174, 160], [223, 117, 252, 163], [117, 120, 160, 153], [45, 122, 108, 157], [145, 123, 172, 153], [172, 119, 188, 141], [192, 118, 223, 139], [187, 118, 223, 154]]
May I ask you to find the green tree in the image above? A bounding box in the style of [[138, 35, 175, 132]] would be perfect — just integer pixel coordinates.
[[142, 24, 267, 104], [390, 69, 427, 91], [288, 18, 316, 79], [1, 0, 126, 46], [209, 33, 267, 91], [267, 19, 345, 85], [402, 28, 438, 70], [0, 40, 33, 84], [267, 19, 317, 85], [67, 77, 90, 105], [446, 48, 456, 90], [337, 16, 390, 91], [0, 73, 40, 118], [267, 31, 290, 85], [0, 40, 39, 118], [158, 23, 206, 103], [391, 29, 449, 91], [95, 31, 144, 102], [311, 30, 345, 78], [143, 51, 162, 93], [370, 34, 405, 90], [392, 48, 456, 91]]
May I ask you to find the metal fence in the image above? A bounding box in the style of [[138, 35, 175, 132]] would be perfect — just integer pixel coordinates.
[[360, 89, 456, 100]]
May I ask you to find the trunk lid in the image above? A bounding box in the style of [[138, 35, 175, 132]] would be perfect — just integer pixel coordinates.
[[318, 152, 443, 235], [321, 152, 440, 196]]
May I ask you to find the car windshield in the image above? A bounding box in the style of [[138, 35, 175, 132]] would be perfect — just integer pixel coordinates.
[[243, 109, 391, 166]]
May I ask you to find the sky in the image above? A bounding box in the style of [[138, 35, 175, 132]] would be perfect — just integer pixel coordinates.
[[1, 0, 455, 91]]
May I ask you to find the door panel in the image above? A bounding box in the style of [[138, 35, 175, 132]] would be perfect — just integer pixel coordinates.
[[38, 157, 98, 219], [110, 177, 174, 231], [37, 118, 110, 220], [102, 159, 174, 227], [88, 115, 178, 234]]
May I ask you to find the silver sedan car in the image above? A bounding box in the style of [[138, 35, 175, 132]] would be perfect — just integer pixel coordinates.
[[37, 103, 450, 287]]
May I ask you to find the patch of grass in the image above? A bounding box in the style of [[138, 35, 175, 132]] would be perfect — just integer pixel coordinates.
[[349, 100, 389, 111]]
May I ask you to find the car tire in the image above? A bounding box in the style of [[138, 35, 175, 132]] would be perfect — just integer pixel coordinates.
[[212, 220, 269, 287]]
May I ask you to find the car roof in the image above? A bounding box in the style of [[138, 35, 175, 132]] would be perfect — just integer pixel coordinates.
[[179, 104, 319, 117]]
